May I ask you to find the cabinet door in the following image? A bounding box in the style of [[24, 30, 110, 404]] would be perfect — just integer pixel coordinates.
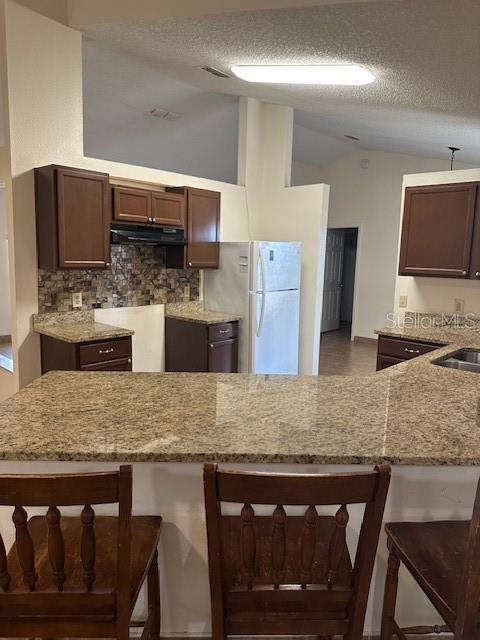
[[152, 192, 185, 227], [80, 357, 132, 371], [187, 188, 220, 268], [376, 355, 403, 371], [113, 186, 151, 223], [57, 168, 110, 268], [207, 338, 238, 373], [399, 183, 478, 278]]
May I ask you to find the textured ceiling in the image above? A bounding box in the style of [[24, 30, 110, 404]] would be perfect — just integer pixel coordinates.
[[82, 0, 480, 164]]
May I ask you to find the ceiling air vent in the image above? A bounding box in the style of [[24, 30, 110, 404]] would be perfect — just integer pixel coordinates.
[[149, 108, 181, 121], [201, 66, 230, 78]]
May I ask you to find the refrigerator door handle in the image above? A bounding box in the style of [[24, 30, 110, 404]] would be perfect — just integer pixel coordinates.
[[256, 291, 266, 337], [258, 245, 267, 293]]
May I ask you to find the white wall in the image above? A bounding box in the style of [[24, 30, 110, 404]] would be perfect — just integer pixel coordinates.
[[318, 150, 475, 338], [291, 160, 326, 186], [0, 0, 249, 396], [394, 168, 480, 317], [239, 98, 329, 375], [0, 185, 10, 336], [83, 39, 239, 185]]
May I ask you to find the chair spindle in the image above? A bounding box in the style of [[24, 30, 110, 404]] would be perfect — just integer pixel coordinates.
[[299, 505, 317, 588], [46, 506, 66, 591], [271, 505, 287, 588], [240, 503, 256, 589], [327, 504, 349, 588], [13, 506, 37, 591], [81, 504, 96, 592], [0, 533, 10, 592]]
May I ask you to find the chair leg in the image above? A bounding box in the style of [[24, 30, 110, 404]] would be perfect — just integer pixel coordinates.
[[380, 542, 400, 640], [147, 548, 161, 640]]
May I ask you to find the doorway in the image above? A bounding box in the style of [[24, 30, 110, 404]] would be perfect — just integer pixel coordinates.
[[321, 227, 358, 337]]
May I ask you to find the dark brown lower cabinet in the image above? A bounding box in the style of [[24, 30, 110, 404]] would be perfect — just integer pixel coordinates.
[[165, 318, 238, 373], [40, 335, 132, 373], [376, 334, 444, 371]]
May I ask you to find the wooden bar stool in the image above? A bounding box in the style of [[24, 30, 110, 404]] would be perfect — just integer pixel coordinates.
[[0, 464, 162, 639], [380, 476, 480, 639], [203, 463, 391, 639]]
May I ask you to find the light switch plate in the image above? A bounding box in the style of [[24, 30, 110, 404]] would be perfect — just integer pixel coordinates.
[[454, 298, 465, 314], [72, 292, 82, 308], [399, 295, 408, 308]]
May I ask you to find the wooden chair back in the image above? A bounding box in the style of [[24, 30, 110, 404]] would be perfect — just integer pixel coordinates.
[[204, 463, 390, 639], [455, 475, 480, 638], [0, 465, 132, 624]]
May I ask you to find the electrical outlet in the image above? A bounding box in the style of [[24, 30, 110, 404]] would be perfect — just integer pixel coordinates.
[[399, 295, 408, 308], [72, 292, 82, 308], [455, 298, 465, 314], [183, 285, 190, 300]]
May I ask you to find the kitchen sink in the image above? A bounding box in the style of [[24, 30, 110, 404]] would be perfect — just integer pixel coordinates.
[[434, 349, 480, 373]]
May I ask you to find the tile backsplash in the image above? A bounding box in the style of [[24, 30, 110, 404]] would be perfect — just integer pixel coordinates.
[[38, 245, 200, 312]]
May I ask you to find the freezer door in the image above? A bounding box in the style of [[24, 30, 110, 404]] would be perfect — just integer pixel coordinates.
[[250, 289, 300, 374], [250, 241, 301, 292]]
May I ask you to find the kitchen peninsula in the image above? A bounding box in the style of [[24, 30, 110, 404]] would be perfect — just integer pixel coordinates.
[[0, 340, 480, 633]]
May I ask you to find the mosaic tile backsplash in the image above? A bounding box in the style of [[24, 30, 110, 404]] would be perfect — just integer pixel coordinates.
[[38, 246, 200, 312]]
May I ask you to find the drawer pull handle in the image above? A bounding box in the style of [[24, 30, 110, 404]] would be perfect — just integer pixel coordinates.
[[462, 270, 467, 276], [404, 348, 420, 354], [219, 329, 229, 334], [476, 272, 480, 278], [127, 358, 131, 363], [98, 348, 114, 355]]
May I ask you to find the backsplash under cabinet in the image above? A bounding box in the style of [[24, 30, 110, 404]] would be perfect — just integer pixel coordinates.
[[38, 245, 200, 313]]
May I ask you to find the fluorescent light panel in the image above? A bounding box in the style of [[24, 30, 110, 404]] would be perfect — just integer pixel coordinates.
[[231, 64, 375, 85]]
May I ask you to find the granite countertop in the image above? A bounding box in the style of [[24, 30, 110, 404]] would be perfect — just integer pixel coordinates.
[[32, 310, 134, 344], [165, 301, 241, 325], [376, 323, 480, 346], [1, 339, 480, 465], [34, 322, 134, 344]]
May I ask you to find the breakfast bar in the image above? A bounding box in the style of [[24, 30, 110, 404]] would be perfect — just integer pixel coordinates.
[[1, 339, 480, 634]]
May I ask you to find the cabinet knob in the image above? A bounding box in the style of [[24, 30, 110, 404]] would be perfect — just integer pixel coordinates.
[[105, 262, 111, 267], [127, 358, 132, 364], [188, 262, 193, 267], [152, 218, 157, 223], [476, 272, 480, 278], [462, 270, 467, 275]]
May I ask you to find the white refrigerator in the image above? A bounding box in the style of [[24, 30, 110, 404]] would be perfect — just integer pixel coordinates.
[[204, 241, 301, 374]]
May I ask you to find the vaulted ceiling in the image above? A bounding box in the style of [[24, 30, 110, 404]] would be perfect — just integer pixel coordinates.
[[81, 0, 480, 165]]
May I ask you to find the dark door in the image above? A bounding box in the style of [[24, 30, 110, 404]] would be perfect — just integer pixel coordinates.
[[187, 188, 220, 268], [113, 186, 151, 224], [57, 168, 110, 269], [398, 183, 478, 278], [207, 339, 238, 373], [152, 192, 185, 227]]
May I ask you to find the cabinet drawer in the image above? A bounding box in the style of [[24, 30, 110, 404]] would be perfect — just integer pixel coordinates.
[[208, 322, 238, 342], [376, 354, 404, 371], [79, 338, 131, 365], [377, 336, 440, 360], [80, 357, 132, 371]]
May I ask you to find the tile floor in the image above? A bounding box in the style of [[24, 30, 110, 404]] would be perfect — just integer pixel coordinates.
[[319, 323, 377, 376]]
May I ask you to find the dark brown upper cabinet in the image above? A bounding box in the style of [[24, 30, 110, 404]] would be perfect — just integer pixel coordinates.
[[35, 165, 111, 270], [113, 186, 185, 227], [399, 182, 479, 279], [165, 187, 220, 269], [152, 191, 185, 227], [113, 186, 151, 224]]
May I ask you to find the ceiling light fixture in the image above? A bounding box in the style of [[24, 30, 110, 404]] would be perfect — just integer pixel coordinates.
[[231, 64, 375, 85]]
